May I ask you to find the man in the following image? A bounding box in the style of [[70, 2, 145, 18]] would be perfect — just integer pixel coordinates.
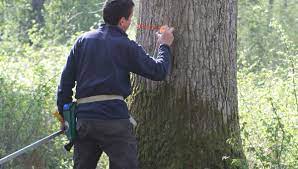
[[57, 0, 174, 168]]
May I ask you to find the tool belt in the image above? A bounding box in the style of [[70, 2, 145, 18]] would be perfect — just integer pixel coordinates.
[[77, 95, 137, 126], [62, 95, 125, 151]]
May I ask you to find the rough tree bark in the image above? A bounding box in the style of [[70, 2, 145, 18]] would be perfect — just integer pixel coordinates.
[[129, 0, 246, 168]]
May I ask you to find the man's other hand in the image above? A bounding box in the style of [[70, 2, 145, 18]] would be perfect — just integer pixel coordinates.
[[157, 25, 175, 46]]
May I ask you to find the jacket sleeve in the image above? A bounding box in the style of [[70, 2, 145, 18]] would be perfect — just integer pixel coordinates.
[[123, 41, 172, 81], [56, 39, 80, 115]]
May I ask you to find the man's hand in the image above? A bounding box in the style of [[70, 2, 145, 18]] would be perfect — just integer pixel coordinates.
[[60, 121, 67, 131], [53, 110, 66, 131], [156, 25, 175, 46]]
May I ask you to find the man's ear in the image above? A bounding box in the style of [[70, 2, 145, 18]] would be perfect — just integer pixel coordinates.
[[119, 17, 126, 26]]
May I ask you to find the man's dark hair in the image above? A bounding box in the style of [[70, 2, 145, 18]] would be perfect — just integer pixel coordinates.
[[103, 0, 135, 25]]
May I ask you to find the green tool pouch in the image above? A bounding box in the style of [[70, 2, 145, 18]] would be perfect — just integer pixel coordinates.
[[63, 102, 77, 142]]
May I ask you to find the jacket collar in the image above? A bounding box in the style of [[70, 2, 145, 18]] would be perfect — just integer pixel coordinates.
[[100, 23, 128, 37]]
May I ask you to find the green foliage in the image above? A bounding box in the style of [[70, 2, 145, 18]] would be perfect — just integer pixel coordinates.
[[0, 38, 112, 168], [0, 37, 71, 168], [0, 0, 105, 44], [238, 0, 297, 72], [238, 68, 298, 168], [0, 0, 33, 43], [43, 0, 104, 43], [237, 0, 297, 168], [0, 0, 113, 168]]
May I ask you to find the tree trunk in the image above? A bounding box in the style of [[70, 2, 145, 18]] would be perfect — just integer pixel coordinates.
[[31, 0, 45, 25], [129, 0, 246, 168], [267, 0, 274, 31], [268, 0, 274, 20]]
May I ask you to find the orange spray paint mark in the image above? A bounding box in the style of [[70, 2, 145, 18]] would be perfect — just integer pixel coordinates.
[[137, 24, 167, 33]]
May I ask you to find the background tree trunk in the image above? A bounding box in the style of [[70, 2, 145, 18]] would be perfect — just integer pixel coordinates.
[[129, 0, 246, 168], [284, 0, 288, 8], [31, 0, 45, 25], [268, 0, 274, 22]]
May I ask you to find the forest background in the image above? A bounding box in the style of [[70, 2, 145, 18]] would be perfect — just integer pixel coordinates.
[[0, 0, 297, 168]]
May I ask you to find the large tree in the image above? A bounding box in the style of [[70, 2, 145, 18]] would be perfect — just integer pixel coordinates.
[[129, 0, 246, 168]]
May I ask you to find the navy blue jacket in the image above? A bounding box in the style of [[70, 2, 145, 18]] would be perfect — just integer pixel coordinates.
[[57, 24, 171, 119]]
